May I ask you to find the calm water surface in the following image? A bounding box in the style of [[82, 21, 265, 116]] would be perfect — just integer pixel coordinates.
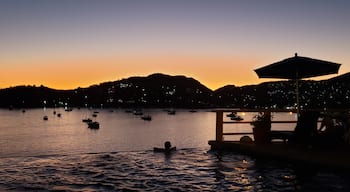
[[0, 108, 218, 156], [0, 108, 349, 191]]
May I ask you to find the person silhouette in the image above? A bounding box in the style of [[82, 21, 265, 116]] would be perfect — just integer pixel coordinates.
[[154, 141, 176, 153], [319, 115, 334, 133], [164, 141, 172, 150], [292, 111, 320, 146]]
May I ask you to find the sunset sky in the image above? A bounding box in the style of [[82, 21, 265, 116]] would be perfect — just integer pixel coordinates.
[[1, 0, 349, 90]]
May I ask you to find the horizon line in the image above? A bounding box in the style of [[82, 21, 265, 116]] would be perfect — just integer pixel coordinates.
[[1, 72, 346, 91]]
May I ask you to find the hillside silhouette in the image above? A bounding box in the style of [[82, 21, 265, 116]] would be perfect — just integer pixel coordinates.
[[1, 73, 349, 109]]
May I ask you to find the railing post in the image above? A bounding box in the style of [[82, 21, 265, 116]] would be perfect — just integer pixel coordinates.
[[263, 110, 272, 129], [216, 111, 223, 142], [263, 110, 271, 120]]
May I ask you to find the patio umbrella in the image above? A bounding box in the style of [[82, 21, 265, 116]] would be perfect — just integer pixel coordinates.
[[254, 53, 341, 115]]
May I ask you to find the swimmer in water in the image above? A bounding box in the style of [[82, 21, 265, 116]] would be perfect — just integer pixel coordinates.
[[154, 141, 176, 153]]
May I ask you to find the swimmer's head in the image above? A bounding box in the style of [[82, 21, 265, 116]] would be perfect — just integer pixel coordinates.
[[164, 141, 171, 149]]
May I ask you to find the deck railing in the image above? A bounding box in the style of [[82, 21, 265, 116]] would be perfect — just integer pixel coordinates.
[[215, 109, 298, 142]]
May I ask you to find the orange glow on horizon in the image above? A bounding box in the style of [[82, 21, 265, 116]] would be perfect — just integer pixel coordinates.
[[0, 54, 278, 90]]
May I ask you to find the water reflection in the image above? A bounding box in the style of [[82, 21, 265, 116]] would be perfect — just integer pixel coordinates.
[[210, 151, 350, 192], [0, 148, 349, 191]]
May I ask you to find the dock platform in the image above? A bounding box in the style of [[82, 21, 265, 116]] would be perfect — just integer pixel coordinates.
[[209, 109, 350, 172]]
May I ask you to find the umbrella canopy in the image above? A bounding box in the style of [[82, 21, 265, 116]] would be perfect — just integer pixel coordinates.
[[254, 53, 341, 115], [255, 53, 341, 80]]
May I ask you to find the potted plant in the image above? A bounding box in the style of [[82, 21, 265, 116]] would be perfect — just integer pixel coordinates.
[[251, 112, 272, 144]]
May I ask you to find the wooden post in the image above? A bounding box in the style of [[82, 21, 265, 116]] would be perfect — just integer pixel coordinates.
[[216, 111, 223, 142], [263, 110, 272, 130], [263, 110, 271, 120]]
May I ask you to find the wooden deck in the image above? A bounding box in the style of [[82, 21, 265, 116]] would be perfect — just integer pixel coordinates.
[[209, 109, 350, 172]]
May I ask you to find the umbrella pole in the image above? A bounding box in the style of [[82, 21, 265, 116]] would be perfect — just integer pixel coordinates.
[[296, 78, 300, 119]]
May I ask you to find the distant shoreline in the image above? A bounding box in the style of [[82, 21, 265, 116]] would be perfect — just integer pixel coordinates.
[[1, 73, 349, 109]]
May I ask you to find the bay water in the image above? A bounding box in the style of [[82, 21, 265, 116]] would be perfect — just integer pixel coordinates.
[[0, 108, 349, 191]]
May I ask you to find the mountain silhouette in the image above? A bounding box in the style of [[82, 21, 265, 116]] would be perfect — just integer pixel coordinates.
[[0, 72, 349, 109]]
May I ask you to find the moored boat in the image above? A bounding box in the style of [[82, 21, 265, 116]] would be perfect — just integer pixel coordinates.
[[88, 121, 100, 129], [82, 118, 93, 123], [227, 112, 243, 121], [167, 110, 176, 115], [231, 115, 243, 121], [133, 110, 143, 116], [65, 108, 73, 112], [226, 112, 237, 117], [141, 115, 152, 121]]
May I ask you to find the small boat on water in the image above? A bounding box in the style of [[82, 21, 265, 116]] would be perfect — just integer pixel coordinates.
[[167, 110, 176, 115], [231, 115, 244, 121], [82, 118, 93, 123], [43, 116, 48, 121], [227, 112, 244, 121], [65, 108, 73, 112], [88, 121, 100, 129], [226, 112, 237, 117], [141, 115, 152, 121]]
